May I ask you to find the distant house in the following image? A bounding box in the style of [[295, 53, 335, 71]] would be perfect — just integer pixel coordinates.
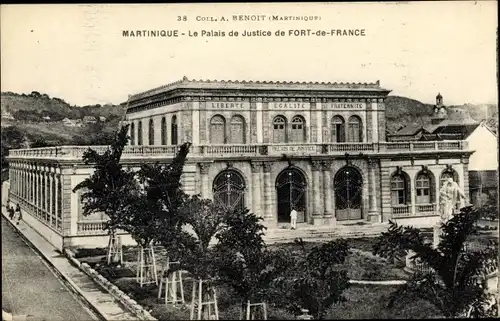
[[42, 116, 51, 121], [83, 116, 97, 124], [1, 110, 15, 120], [62, 118, 75, 127], [99, 116, 107, 122]]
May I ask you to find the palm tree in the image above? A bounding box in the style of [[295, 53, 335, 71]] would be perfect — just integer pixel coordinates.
[[373, 206, 498, 318]]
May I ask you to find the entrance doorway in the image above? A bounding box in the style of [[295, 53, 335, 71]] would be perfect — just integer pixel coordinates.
[[276, 168, 307, 223], [334, 166, 363, 220]]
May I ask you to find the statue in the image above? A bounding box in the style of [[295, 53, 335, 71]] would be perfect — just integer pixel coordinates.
[[439, 177, 466, 223], [434, 177, 467, 248]]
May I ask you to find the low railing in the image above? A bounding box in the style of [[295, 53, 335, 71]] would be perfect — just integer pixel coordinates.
[[392, 205, 411, 216], [7, 140, 469, 159], [416, 203, 437, 214], [77, 220, 106, 235], [393, 203, 438, 218]]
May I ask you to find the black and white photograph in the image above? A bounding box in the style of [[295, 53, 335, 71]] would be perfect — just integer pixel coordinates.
[[1, 2, 498, 320]]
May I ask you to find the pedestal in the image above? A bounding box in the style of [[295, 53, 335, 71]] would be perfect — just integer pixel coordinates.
[[433, 223, 441, 249], [368, 211, 381, 223]]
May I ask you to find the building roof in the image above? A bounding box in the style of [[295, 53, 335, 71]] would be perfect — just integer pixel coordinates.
[[128, 76, 390, 102], [392, 123, 424, 136], [469, 170, 499, 189], [422, 117, 479, 135]]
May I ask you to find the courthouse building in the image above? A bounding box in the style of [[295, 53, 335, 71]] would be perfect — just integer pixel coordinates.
[[7, 77, 472, 250]]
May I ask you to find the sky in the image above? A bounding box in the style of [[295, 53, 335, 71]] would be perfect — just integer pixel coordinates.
[[1, 2, 498, 106]]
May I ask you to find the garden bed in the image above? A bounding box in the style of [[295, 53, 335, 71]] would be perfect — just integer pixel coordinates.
[[71, 239, 440, 320]]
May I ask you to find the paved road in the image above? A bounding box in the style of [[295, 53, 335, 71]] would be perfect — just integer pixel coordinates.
[[1, 217, 99, 321]]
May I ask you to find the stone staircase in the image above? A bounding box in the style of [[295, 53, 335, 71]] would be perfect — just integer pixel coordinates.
[[262, 222, 391, 244]]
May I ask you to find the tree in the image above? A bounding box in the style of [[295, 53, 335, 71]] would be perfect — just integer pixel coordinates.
[[273, 238, 351, 320], [176, 196, 227, 281], [1, 126, 27, 168], [215, 208, 276, 319], [372, 206, 498, 318], [73, 124, 192, 270], [72, 125, 138, 263], [171, 196, 227, 320]]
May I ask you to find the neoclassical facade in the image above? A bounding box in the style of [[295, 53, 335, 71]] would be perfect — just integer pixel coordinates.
[[7, 77, 472, 250]]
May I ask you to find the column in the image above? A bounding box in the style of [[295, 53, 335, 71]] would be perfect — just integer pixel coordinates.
[[262, 162, 273, 223], [30, 168, 34, 204], [55, 174, 60, 230], [250, 162, 262, 218], [43, 167, 50, 219], [199, 163, 210, 199], [368, 159, 381, 223], [311, 160, 323, 224], [49, 171, 54, 226], [37, 169, 41, 215], [21, 167, 24, 200]]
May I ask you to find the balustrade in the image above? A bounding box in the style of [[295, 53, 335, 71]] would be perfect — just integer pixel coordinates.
[[7, 140, 469, 159]]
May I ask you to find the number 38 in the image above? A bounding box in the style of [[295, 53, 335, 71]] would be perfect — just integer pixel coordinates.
[[177, 16, 187, 21]]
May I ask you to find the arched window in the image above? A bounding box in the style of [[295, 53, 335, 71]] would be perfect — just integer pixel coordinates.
[[415, 173, 432, 204], [347, 115, 363, 142], [440, 169, 459, 188], [161, 117, 167, 145], [229, 115, 245, 144], [213, 169, 246, 211], [331, 116, 346, 143], [171, 115, 178, 145], [210, 115, 226, 144], [130, 122, 135, 145], [391, 173, 410, 206], [290, 116, 306, 143], [148, 118, 155, 145], [273, 115, 287, 143], [137, 121, 143, 146]]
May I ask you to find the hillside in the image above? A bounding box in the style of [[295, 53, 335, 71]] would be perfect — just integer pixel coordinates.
[[1, 91, 125, 121], [1, 91, 126, 147], [385, 96, 498, 134]]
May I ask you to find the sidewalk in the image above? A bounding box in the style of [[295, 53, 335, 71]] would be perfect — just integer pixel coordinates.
[[1, 208, 139, 321]]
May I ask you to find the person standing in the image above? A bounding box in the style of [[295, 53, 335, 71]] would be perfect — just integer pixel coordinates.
[[8, 206, 15, 220], [290, 207, 298, 230], [15, 204, 22, 225]]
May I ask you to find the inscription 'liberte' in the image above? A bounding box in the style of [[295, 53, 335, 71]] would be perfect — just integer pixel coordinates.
[[210, 102, 245, 108]]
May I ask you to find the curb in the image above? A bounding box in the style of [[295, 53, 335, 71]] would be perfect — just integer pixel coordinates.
[[64, 249, 157, 321], [1, 212, 107, 321]]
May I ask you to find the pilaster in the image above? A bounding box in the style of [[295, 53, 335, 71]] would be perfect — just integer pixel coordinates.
[[262, 162, 274, 225], [199, 163, 211, 199], [311, 160, 323, 225], [367, 158, 381, 223], [61, 168, 73, 242], [322, 160, 335, 226], [250, 162, 262, 218]]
